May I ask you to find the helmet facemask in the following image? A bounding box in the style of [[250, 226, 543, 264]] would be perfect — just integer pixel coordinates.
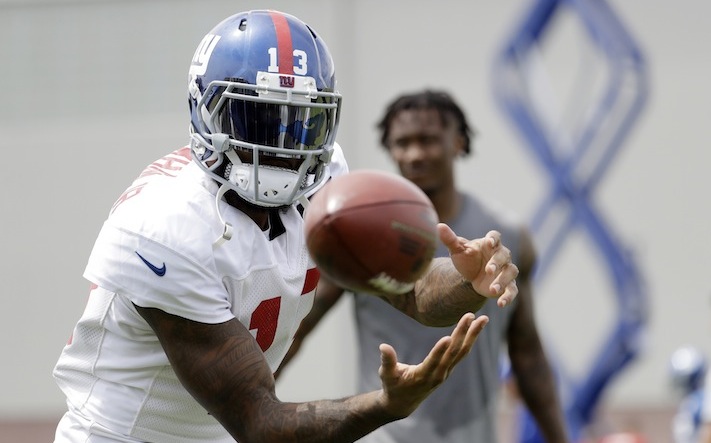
[[190, 72, 340, 208]]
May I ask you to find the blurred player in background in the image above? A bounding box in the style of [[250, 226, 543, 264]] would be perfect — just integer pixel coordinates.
[[700, 377, 711, 443], [669, 346, 707, 443], [51, 11, 520, 443], [279, 89, 569, 442]]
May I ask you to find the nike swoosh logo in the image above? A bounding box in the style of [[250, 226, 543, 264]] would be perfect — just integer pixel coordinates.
[[135, 251, 166, 277]]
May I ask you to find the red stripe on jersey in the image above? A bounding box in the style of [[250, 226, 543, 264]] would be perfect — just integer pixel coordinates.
[[269, 11, 294, 74], [301, 267, 320, 294]]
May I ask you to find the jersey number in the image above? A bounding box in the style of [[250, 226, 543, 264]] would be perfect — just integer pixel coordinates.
[[268, 47, 308, 75], [249, 297, 281, 352], [247, 268, 320, 352]]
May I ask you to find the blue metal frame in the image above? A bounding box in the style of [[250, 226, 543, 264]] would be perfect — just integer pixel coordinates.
[[492, 0, 649, 441]]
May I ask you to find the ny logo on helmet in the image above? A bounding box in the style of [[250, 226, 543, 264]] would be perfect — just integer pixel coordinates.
[[279, 75, 295, 88], [190, 34, 221, 76]]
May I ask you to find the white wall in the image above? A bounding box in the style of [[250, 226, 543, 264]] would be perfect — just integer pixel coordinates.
[[1, 0, 709, 422]]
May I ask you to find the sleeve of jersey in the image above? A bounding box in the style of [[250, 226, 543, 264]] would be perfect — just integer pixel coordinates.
[[306, 142, 350, 198], [327, 142, 350, 178], [83, 221, 234, 324]]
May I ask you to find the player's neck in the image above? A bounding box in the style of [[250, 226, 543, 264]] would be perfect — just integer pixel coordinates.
[[429, 186, 461, 223], [224, 190, 271, 231]]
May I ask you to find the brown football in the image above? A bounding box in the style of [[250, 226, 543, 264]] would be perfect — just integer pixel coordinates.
[[304, 170, 438, 296]]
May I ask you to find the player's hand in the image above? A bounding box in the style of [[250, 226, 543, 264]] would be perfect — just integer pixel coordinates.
[[376, 313, 488, 418], [437, 223, 519, 307]]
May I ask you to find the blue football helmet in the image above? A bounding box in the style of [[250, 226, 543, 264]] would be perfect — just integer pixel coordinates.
[[670, 346, 707, 394], [188, 10, 341, 209]]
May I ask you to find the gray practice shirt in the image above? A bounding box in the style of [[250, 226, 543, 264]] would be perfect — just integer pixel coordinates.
[[353, 193, 522, 443]]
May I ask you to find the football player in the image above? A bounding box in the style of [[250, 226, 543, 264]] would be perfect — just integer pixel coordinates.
[[53, 10, 518, 443], [279, 90, 568, 443]]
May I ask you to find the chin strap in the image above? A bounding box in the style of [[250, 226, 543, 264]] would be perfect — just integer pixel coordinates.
[[298, 195, 310, 210], [212, 183, 234, 249], [212, 164, 313, 247]]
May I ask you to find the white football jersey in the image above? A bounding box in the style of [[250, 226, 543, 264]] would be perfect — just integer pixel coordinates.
[[53, 145, 347, 442]]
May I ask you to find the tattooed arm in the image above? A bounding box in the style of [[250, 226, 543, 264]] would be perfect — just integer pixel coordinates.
[[135, 304, 487, 443], [380, 224, 520, 327]]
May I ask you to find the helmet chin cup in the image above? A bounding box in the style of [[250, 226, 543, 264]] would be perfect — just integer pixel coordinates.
[[226, 162, 302, 207]]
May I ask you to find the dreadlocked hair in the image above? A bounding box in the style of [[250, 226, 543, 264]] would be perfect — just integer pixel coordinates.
[[377, 89, 476, 156]]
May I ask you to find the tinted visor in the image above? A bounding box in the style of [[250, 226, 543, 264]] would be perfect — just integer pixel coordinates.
[[210, 88, 337, 153]]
